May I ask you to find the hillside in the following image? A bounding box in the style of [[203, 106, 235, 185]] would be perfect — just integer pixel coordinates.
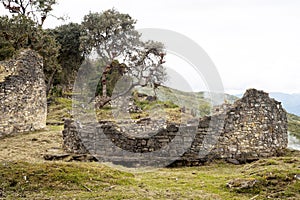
[[288, 113, 300, 140], [138, 86, 238, 118]]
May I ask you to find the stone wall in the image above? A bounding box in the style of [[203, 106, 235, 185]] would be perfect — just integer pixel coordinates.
[[212, 89, 287, 159], [0, 49, 47, 137], [177, 89, 288, 166], [62, 89, 288, 166]]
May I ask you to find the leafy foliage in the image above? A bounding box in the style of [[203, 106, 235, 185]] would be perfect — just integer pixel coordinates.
[[50, 23, 84, 89], [80, 9, 167, 107], [0, 8, 167, 99], [0, 15, 60, 94], [0, 37, 15, 60], [0, 0, 58, 26], [80, 9, 136, 58]]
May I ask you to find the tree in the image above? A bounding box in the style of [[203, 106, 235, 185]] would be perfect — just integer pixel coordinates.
[[0, 15, 60, 94], [50, 23, 84, 91], [0, 0, 62, 95], [0, 0, 58, 26], [80, 9, 167, 107]]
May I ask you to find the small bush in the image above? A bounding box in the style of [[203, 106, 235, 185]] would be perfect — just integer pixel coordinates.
[[0, 40, 15, 60]]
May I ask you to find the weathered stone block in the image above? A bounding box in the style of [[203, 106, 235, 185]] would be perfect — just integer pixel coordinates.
[[0, 49, 47, 138]]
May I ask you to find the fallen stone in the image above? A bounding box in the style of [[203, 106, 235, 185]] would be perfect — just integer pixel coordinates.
[[226, 158, 240, 165], [43, 153, 97, 162], [227, 178, 259, 190]]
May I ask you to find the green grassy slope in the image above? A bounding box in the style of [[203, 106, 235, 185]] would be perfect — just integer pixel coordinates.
[[0, 151, 299, 199], [138, 86, 238, 118], [288, 113, 300, 139]]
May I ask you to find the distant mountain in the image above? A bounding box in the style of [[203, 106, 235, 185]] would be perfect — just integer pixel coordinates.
[[235, 92, 300, 116]]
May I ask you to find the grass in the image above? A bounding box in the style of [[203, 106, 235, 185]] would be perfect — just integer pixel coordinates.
[[0, 151, 299, 199], [238, 156, 300, 199], [95, 91, 194, 123], [0, 123, 299, 199], [0, 161, 136, 199], [47, 97, 73, 125], [0, 126, 64, 163]]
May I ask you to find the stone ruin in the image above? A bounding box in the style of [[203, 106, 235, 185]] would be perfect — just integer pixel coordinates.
[[0, 49, 47, 137], [62, 89, 288, 166]]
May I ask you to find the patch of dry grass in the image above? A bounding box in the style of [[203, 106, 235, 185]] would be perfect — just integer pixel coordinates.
[[0, 126, 64, 163]]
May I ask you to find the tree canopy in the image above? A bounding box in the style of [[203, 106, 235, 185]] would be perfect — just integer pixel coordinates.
[[50, 23, 84, 89], [0, 6, 167, 99], [0, 0, 58, 26], [80, 9, 167, 107], [0, 15, 60, 94]]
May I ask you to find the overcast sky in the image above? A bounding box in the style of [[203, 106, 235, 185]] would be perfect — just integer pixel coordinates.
[[1, 0, 299, 94]]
